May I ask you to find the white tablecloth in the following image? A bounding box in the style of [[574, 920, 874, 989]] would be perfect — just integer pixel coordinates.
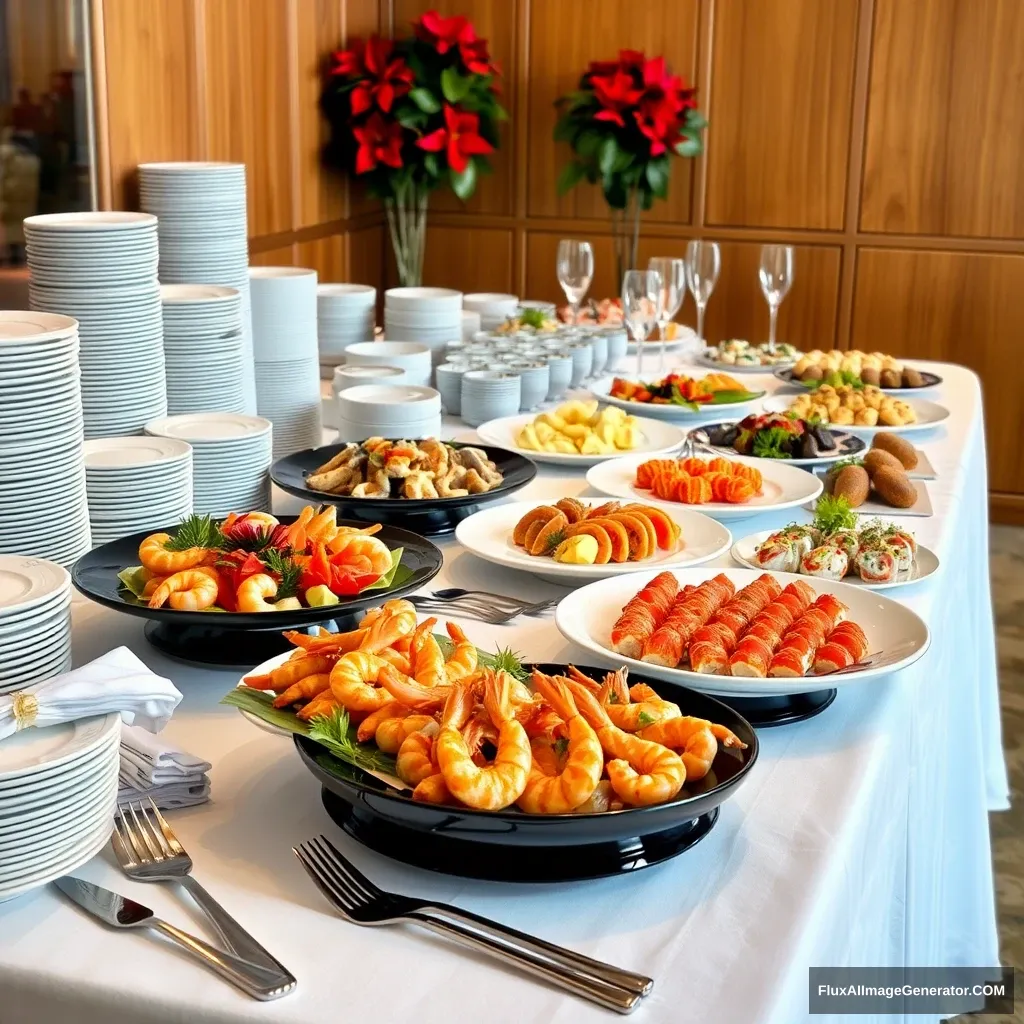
[[0, 360, 1008, 1024]]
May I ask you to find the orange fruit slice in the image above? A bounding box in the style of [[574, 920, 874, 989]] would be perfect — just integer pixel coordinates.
[[513, 505, 560, 547], [529, 512, 570, 556], [564, 521, 613, 564]]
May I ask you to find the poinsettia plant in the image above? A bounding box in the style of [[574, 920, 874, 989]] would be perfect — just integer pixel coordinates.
[[321, 10, 505, 286], [555, 50, 705, 284]]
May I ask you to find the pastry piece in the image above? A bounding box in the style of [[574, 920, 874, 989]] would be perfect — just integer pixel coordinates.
[[801, 545, 849, 580], [863, 449, 904, 477], [831, 465, 870, 507], [872, 466, 917, 508], [879, 368, 903, 389], [870, 433, 918, 470], [814, 621, 868, 674]]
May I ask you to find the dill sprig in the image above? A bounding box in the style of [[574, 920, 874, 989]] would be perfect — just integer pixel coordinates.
[[307, 707, 398, 774], [490, 646, 529, 683], [260, 548, 302, 599], [165, 514, 224, 551]]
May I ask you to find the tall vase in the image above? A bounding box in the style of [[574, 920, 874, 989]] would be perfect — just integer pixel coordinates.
[[610, 184, 642, 290], [384, 180, 429, 287]]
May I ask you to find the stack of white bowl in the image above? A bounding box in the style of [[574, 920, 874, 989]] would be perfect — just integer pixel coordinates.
[[0, 555, 73, 695], [344, 341, 432, 388], [84, 437, 193, 546], [0, 711, 120, 903], [25, 212, 166, 438], [137, 162, 256, 414], [384, 287, 462, 365], [336, 385, 442, 442], [0, 312, 91, 567], [461, 310, 481, 341], [463, 293, 519, 331], [318, 284, 375, 377], [460, 370, 522, 427], [161, 285, 246, 415], [249, 267, 322, 458], [145, 414, 272, 517]]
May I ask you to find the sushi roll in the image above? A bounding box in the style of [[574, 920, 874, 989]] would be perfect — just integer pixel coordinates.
[[755, 539, 800, 573], [801, 544, 849, 581], [828, 528, 860, 561], [814, 621, 869, 674], [735, 352, 760, 367], [855, 547, 898, 583]]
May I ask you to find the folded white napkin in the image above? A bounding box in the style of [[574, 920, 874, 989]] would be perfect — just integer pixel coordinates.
[[0, 647, 182, 741], [119, 724, 212, 789], [117, 775, 211, 811]]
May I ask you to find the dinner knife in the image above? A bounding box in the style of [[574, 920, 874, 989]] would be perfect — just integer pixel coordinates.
[[52, 876, 295, 1000]]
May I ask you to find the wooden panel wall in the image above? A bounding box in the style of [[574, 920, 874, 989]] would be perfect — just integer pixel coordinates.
[[91, 0, 1024, 517]]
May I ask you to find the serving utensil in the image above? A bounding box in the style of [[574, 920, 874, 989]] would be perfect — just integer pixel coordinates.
[[408, 589, 561, 624], [293, 834, 651, 1014], [52, 876, 295, 1000], [112, 799, 294, 983]]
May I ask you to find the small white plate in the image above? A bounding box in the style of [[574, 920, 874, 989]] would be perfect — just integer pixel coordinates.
[[83, 437, 192, 471], [146, 413, 272, 442], [762, 395, 951, 434], [586, 452, 824, 521], [475, 413, 685, 467], [454, 500, 733, 584], [697, 350, 796, 373], [810, 470, 934, 518], [731, 530, 940, 589], [590, 377, 766, 420], [555, 567, 931, 698]]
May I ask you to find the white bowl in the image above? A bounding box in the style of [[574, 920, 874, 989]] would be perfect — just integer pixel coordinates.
[[337, 384, 441, 427], [344, 341, 431, 385], [384, 287, 462, 313], [333, 365, 406, 392], [336, 413, 442, 442], [462, 293, 519, 319], [318, 283, 376, 308]]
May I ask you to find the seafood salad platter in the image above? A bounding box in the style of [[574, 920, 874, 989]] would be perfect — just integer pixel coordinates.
[[594, 372, 765, 418], [586, 451, 823, 520], [730, 496, 940, 590], [271, 438, 537, 534], [225, 601, 758, 879], [555, 567, 931, 698], [694, 413, 866, 465], [454, 496, 732, 582], [762, 390, 950, 433], [476, 399, 686, 466], [776, 349, 942, 391], [699, 339, 801, 370]]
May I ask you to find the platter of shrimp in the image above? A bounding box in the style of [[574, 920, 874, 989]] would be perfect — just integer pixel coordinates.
[[555, 567, 931, 698], [70, 511, 443, 631], [586, 451, 823, 521], [229, 600, 758, 869]]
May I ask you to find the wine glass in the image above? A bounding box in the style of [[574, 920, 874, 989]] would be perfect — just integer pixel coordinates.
[[759, 244, 795, 353], [685, 240, 721, 355], [621, 269, 660, 378], [556, 239, 594, 326], [648, 257, 685, 375]]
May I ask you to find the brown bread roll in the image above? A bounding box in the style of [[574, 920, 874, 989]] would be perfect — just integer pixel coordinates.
[[872, 466, 917, 508], [880, 368, 903, 389], [863, 448, 904, 477], [832, 465, 870, 507], [860, 367, 880, 387], [870, 432, 918, 470], [902, 368, 925, 388]]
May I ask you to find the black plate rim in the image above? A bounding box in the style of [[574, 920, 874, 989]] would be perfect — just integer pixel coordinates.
[[689, 421, 867, 461], [293, 662, 759, 823], [70, 515, 443, 629], [773, 366, 943, 391], [270, 440, 538, 512]]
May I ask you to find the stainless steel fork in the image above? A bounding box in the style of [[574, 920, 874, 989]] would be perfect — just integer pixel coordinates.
[[294, 835, 651, 1014], [113, 800, 295, 985], [408, 590, 561, 624]]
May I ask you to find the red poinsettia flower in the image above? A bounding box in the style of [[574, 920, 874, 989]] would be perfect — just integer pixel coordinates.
[[416, 104, 494, 174], [330, 37, 413, 115], [353, 114, 404, 174], [459, 34, 498, 77], [590, 69, 643, 126], [415, 10, 472, 54], [587, 48, 646, 78]]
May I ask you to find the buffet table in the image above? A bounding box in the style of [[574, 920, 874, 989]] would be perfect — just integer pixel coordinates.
[[0, 360, 1008, 1024]]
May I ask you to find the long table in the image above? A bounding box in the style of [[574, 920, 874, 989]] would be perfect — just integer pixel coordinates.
[[0, 360, 1009, 1024]]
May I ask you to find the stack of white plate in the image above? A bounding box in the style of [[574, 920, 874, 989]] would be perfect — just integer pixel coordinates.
[[0, 712, 120, 903], [384, 287, 462, 365], [463, 292, 519, 331], [161, 284, 246, 415], [0, 311, 91, 567], [250, 267, 322, 458], [344, 341, 432, 388], [145, 413, 272, 517], [137, 162, 256, 414], [84, 437, 193, 546], [25, 212, 167, 439], [460, 369, 522, 427], [318, 284, 375, 377], [0, 555, 73, 696], [336, 385, 442, 441]]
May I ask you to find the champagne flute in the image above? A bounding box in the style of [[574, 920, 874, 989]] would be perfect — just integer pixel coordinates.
[[759, 244, 794, 353], [685, 240, 721, 355], [556, 239, 594, 326], [622, 269, 660, 378], [648, 257, 685, 375]]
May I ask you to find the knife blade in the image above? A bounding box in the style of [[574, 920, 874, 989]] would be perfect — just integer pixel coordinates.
[[53, 875, 154, 926]]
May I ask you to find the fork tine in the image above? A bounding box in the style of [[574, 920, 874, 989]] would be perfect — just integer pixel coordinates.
[[293, 847, 354, 915], [111, 815, 138, 866], [118, 804, 153, 862], [147, 798, 186, 855], [298, 843, 363, 910], [316, 836, 381, 902], [306, 838, 371, 908], [134, 801, 173, 858]]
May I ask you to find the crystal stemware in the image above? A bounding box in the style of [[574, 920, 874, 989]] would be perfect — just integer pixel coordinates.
[[758, 244, 795, 353], [556, 240, 594, 326], [685, 240, 721, 355], [648, 257, 685, 375], [622, 269, 660, 378]]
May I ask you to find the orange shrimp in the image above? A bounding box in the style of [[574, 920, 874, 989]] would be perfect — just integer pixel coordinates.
[[295, 691, 340, 722], [444, 622, 478, 682], [376, 714, 437, 754], [638, 715, 747, 780], [329, 534, 393, 576], [397, 723, 439, 787], [272, 673, 331, 709], [410, 618, 445, 687], [244, 654, 335, 693]]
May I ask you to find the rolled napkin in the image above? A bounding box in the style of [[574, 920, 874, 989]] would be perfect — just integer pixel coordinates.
[[119, 724, 212, 789], [0, 647, 182, 740], [118, 774, 211, 811]]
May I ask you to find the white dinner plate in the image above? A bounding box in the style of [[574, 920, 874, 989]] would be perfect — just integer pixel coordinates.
[[454, 500, 733, 584], [697, 350, 796, 373], [761, 395, 951, 434], [146, 413, 272, 442], [554, 567, 931, 697], [586, 452, 824, 521], [0, 714, 120, 783], [589, 379, 766, 420], [731, 530, 941, 590], [0, 746, 119, 811], [83, 437, 192, 470], [0, 556, 71, 616], [475, 414, 685, 467]]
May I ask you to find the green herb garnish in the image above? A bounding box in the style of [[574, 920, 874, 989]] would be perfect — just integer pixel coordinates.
[[518, 307, 548, 329], [636, 710, 657, 728], [813, 493, 858, 534], [490, 645, 530, 683], [751, 426, 794, 459], [307, 707, 400, 775], [164, 513, 224, 551], [260, 548, 302, 599]]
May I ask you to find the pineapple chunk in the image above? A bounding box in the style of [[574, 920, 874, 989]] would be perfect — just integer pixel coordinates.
[[553, 535, 599, 564], [579, 433, 614, 455], [536, 412, 566, 431], [516, 425, 541, 450], [534, 421, 556, 443], [549, 435, 578, 454], [614, 423, 642, 449]]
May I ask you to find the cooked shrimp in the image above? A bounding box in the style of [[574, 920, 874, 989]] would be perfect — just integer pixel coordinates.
[[235, 573, 278, 612], [435, 672, 531, 811], [376, 646, 412, 675], [358, 599, 415, 630], [410, 618, 445, 687], [397, 723, 439, 786], [329, 651, 416, 712], [330, 534, 393, 576], [444, 622, 478, 682], [272, 673, 331, 709], [378, 665, 451, 710], [138, 532, 209, 575], [141, 575, 168, 599], [361, 602, 417, 652], [638, 716, 746, 781], [305, 505, 339, 546], [147, 569, 219, 610], [295, 691, 340, 722], [529, 736, 562, 777], [244, 654, 335, 692], [356, 701, 405, 742], [412, 772, 454, 804], [598, 669, 681, 732], [563, 678, 686, 806], [376, 714, 436, 754], [573, 781, 624, 814], [517, 673, 602, 814], [281, 626, 368, 654]]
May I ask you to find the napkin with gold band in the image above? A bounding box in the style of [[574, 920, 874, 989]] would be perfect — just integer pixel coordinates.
[[0, 646, 182, 740]]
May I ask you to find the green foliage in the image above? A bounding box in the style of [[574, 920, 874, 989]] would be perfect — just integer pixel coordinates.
[[813, 494, 859, 535], [408, 87, 440, 113], [450, 161, 477, 201], [164, 514, 224, 551], [751, 426, 795, 460]]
